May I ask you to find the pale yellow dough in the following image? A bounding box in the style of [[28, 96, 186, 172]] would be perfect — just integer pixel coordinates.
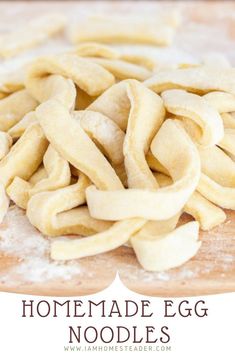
[[154, 173, 226, 230], [162, 89, 224, 146], [198, 146, 235, 209], [131, 221, 201, 272], [36, 99, 123, 191], [68, 15, 176, 46], [27, 173, 112, 236], [0, 14, 66, 58], [0, 22, 231, 272], [86, 119, 200, 221], [145, 66, 235, 94], [0, 90, 38, 131], [0, 123, 48, 188], [7, 145, 71, 209]]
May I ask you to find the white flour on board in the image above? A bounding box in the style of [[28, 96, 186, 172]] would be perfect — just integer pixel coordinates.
[[0, 206, 81, 284]]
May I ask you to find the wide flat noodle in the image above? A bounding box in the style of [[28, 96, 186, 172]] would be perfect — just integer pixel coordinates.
[[7, 145, 71, 209], [0, 14, 66, 58], [123, 80, 165, 188], [86, 119, 200, 220], [26, 74, 76, 110], [162, 89, 224, 146], [0, 123, 48, 187], [26, 54, 115, 102], [197, 146, 235, 209], [68, 15, 176, 46], [87, 80, 131, 130], [218, 129, 235, 157], [75, 42, 120, 59], [8, 112, 37, 139], [0, 89, 38, 131], [36, 99, 123, 191], [0, 68, 26, 95], [203, 91, 235, 113], [27, 173, 112, 236], [131, 221, 201, 271], [0, 132, 12, 160], [145, 66, 235, 94], [73, 110, 125, 165], [51, 218, 146, 260], [155, 172, 226, 230], [75, 43, 198, 72], [185, 191, 226, 230], [86, 57, 151, 81]]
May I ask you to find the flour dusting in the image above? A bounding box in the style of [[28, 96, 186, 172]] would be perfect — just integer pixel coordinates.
[[0, 206, 81, 284]]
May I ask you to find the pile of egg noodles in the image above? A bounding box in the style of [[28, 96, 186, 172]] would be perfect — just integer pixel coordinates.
[[0, 14, 234, 271]]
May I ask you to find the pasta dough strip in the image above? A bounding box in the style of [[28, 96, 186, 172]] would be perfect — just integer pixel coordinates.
[[8, 112, 37, 139], [218, 129, 235, 157], [83, 57, 151, 81], [68, 15, 175, 46], [26, 74, 76, 110], [27, 173, 111, 236], [26, 54, 115, 100], [145, 66, 235, 94], [0, 123, 48, 187], [51, 218, 146, 260], [162, 89, 224, 146], [87, 80, 131, 130], [197, 146, 235, 209], [131, 221, 201, 271], [0, 14, 66, 58], [124, 80, 165, 188], [86, 119, 200, 220], [0, 132, 12, 160], [154, 172, 226, 230], [185, 192, 226, 230], [0, 89, 38, 131], [203, 91, 235, 113], [73, 110, 125, 165], [7, 145, 71, 209], [36, 99, 123, 191]]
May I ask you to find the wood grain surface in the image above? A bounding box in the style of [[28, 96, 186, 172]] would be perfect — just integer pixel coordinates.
[[0, 1, 235, 297]]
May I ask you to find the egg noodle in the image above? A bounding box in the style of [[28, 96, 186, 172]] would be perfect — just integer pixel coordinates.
[[0, 14, 234, 272]]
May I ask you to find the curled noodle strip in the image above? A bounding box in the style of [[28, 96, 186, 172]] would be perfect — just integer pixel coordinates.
[[0, 123, 48, 188], [26, 54, 115, 107], [86, 119, 200, 221], [154, 173, 226, 230], [0, 123, 48, 221], [131, 221, 201, 272], [7, 145, 71, 209], [36, 99, 123, 191], [122, 80, 165, 188], [161, 89, 224, 146], [197, 146, 235, 209], [27, 173, 112, 236], [0, 89, 38, 131], [203, 91, 235, 113], [145, 66, 235, 94], [68, 15, 176, 46], [73, 110, 125, 166]]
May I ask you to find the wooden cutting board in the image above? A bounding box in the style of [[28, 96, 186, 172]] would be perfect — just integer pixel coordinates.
[[0, 0, 235, 297]]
